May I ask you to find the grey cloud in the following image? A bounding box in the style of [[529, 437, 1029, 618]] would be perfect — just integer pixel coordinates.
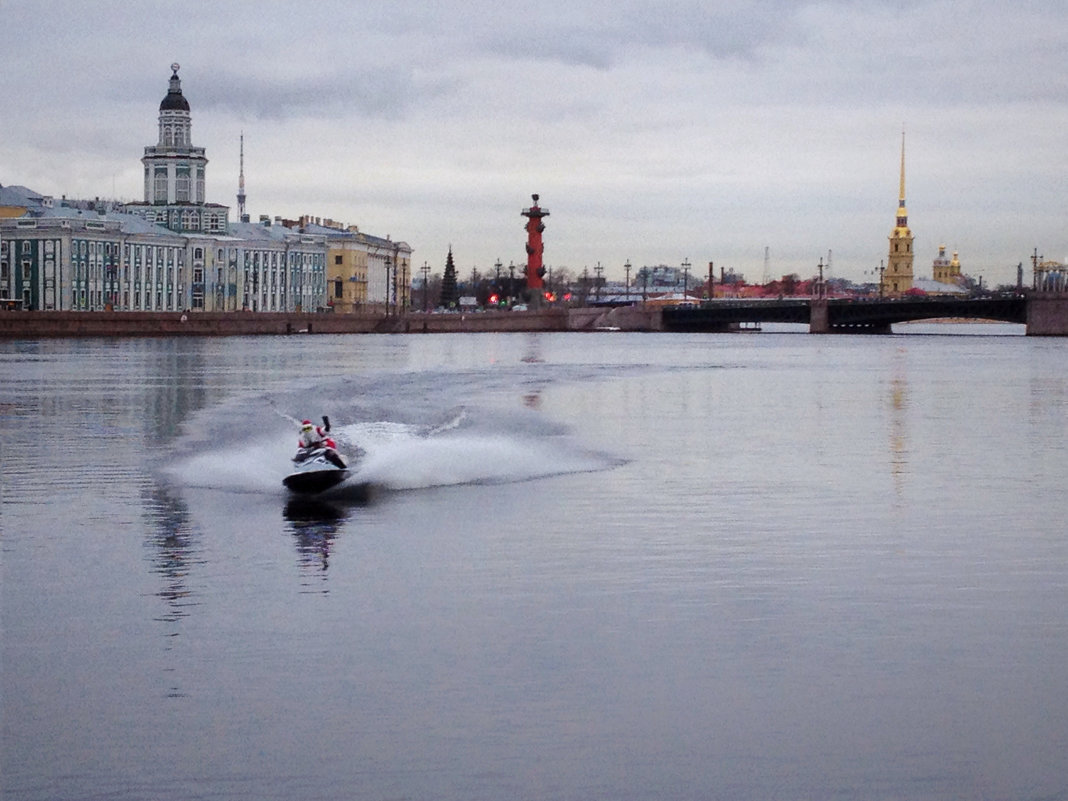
[[185, 68, 455, 121], [475, 0, 799, 67]]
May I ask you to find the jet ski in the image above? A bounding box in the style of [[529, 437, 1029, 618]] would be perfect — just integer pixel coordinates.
[[283, 445, 349, 494]]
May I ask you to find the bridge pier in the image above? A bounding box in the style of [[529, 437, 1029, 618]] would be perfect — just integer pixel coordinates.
[[809, 299, 829, 334], [810, 299, 891, 333], [1027, 293, 1068, 336]]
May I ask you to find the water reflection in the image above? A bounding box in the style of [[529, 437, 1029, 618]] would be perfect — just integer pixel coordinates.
[[143, 483, 201, 624], [888, 349, 910, 502], [522, 334, 545, 407], [521, 333, 544, 364], [284, 497, 348, 584], [142, 482, 202, 699]]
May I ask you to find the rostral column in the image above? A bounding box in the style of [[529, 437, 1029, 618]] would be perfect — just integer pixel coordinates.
[[521, 194, 549, 304]]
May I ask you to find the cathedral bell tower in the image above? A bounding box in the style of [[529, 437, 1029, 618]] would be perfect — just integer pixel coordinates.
[[883, 131, 914, 295]]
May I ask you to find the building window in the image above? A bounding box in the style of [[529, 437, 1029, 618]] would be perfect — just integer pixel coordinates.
[[154, 171, 168, 203], [176, 172, 190, 202]]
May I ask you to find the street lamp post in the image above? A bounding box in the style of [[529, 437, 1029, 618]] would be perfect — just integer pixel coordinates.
[[594, 262, 603, 302], [392, 246, 402, 315], [624, 260, 631, 301], [682, 258, 691, 296], [421, 260, 430, 312], [508, 261, 515, 306], [388, 258, 397, 318]]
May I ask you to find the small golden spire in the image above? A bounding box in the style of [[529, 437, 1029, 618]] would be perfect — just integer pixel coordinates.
[[898, 128, 906, 206]]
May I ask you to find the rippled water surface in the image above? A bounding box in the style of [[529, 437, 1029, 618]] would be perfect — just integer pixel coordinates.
[[2, 328, 1067, 800]]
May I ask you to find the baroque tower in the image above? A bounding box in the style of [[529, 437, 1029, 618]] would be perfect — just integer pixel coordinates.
[[128, 64, 228, 233], [883, 131, 914, 295], [143, 64, 207, 207]]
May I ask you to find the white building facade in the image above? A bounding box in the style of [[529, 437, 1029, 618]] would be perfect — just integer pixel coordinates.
[[2, 64, 412, 314]]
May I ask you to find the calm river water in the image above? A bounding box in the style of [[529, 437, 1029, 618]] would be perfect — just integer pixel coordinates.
[[2, 325, 1066, 800]]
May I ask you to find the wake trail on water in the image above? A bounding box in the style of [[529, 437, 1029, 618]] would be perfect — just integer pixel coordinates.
[[348, 422, 612, 491], [163, 399, 620, 498]]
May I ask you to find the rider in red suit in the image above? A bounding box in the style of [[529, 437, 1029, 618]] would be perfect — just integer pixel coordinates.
[[297, 417, 345, 468], [298, 419, 336, 450]]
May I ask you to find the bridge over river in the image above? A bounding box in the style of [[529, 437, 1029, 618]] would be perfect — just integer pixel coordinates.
[[659, 294, 1068, 335], [2, 294, 1065, 338]]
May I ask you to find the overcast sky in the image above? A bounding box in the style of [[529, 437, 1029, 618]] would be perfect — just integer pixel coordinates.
[[2, 0, 1066, 284]]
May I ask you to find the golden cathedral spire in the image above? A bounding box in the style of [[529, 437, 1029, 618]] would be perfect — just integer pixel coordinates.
[[895, 129, 909, 228], [898, 129, 906, 207]]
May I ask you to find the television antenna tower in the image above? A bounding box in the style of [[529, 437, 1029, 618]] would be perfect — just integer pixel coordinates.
[[237, 132, 247, 222]]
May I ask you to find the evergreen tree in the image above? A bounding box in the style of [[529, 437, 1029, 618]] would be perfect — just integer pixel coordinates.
[[440, 247, 460, 309]]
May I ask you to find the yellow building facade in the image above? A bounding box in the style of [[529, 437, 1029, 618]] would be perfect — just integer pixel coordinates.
[[931, 245, 962, 285], [315, 221, 411, 314], [327, 237, 370, 313]]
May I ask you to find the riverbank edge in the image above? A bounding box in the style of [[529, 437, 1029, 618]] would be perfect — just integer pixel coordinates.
[[0, 306, 665, 338]]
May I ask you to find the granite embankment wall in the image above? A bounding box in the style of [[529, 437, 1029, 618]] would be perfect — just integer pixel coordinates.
[[0, 307, 663, 338], [1026, 293, 1068, 336], [0, 311, 382, 338]]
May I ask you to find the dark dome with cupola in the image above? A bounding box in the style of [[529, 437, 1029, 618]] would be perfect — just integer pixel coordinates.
[[159, 63, 190, 112]]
